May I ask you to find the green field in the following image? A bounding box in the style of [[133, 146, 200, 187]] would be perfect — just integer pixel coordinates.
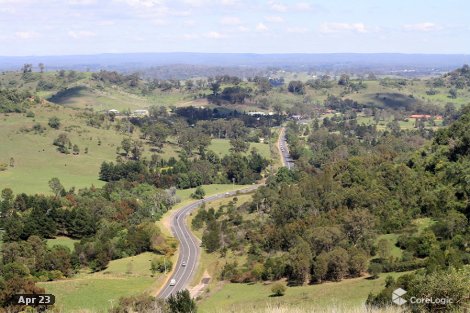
[[208, 139, 272, 159], [0, 105, 131, 194], [38, 252, 162, 313], [175, 184, 252, 203], [47, 236, 79, 251], [374, 234, 402, 259], [198, 272, 410, 313], [0, 106, 179, 194]]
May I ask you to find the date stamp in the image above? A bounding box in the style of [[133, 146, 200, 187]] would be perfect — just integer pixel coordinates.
[[11, 294, 55, 306]]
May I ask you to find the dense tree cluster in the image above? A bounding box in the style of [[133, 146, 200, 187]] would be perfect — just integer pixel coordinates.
[[0, 181, 177, 298], [193, 106, 470, 293], [0, 88, 36, 113], [208, 84, 253, 105], [100, 148, 268, 188], [442, 64, 470, 89], [91, 70, 140, 88]]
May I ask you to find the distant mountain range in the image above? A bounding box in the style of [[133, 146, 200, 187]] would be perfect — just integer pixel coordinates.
[[1, 52, 469, 75]]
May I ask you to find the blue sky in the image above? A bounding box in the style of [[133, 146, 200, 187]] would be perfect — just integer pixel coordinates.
[[0, 0, 469, 56]]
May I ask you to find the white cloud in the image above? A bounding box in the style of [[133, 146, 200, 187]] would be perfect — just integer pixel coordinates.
[[294, 2, 312, 10], [0, 7, 15, 13], [183, 33, 199, 40], [402, 22, 440, 32], [15, 31, 39, 39], [256, 22, 269, 32], [172, 10, 191, 16], [220, 16, 241, 25], [68, 30, 96, 39], [118, 0, 164, 7], [183, 0, 208, 6], [265, 16, 284, 23], [205, 31, 225, 39], [268, 1, 287, 12], [221, 0, 238, 5], [320, 22, 368, 33], [287, 27, 309, 33], [152, 19, 167, 26], [238, 26, 249, 32], [184, 19, 196, 26], [98, 20, 116, 26], [69, 0, 96, 4]]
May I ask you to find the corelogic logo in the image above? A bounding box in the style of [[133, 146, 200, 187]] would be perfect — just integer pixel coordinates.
[[391, 288, 453, 307], [392, 288, 407, 306]]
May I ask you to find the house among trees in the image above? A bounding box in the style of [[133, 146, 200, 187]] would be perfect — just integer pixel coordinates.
[[409, 114, 443, 120], [133, 109, 149, 117], [247, 111, 267, 116], [108, 109, 120, 114]]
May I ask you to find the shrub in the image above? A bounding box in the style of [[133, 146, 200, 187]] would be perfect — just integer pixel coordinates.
[[191, 186, 205, 199], [271, 282, 286, 297], [368, 262, 383, 279], [48, 116, 61, 129]]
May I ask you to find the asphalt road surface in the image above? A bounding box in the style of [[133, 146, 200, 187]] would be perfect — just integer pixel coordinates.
[[158, 129, 293, 298], [279, 127, 295, 169], [157, 185, 260, 299]]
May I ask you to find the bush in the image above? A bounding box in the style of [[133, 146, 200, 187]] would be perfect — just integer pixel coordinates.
[[167, 290, 197, 313], [271, 282, 286, 297], [48, 116, 61, 129], [0, 163, 7, 172], [191, 186, 205, 199], [382, 259, 426, 272], [150, 257, 173, 274], [368, 262, 383, 279]]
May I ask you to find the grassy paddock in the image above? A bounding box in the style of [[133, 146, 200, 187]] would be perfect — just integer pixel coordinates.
[[38, 252, 162, 313], [0, 106, 129, 194], [209, 305, 403, 313], [198, 272, 409, 313], [47, 236, 79, 251], [175, 184, 251, 203], [209, 139, 271, 159], [374, 234, 402, 259]]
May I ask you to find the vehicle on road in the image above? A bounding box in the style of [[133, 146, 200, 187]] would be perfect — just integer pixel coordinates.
[[182, 261, 187, 267], [169, 279, 176, 286]]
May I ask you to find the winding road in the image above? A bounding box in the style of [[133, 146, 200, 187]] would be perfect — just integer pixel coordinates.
[[158, 127, 293, 298]]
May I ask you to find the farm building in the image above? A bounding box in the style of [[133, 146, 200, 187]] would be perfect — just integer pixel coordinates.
[[133, 109, 149, 117]]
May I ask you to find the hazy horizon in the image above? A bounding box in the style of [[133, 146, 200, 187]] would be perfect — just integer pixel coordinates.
[[1, 52, 470, 58], [1, 0, 469, 56]]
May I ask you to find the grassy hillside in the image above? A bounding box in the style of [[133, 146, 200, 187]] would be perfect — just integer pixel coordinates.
[[198, 272, 410, 313], [206, 306, 403, 313], [0, 104, 131, 193], [0, 71, 197, 112], [38, 252, 161, 313]]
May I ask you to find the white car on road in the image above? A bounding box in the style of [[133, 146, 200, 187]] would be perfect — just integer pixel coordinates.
[[169, 279, 176, 286]]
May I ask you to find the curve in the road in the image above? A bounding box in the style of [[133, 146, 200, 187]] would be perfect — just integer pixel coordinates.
[[157, 186, 259, 298], [158, 129, 293, 298]]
